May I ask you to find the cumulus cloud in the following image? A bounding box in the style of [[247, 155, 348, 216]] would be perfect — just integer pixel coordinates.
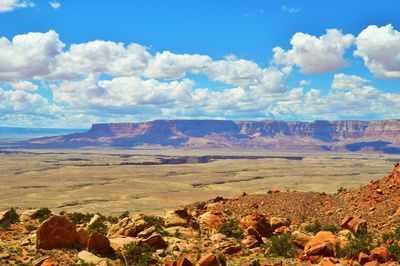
[[9, 80, 38, 90], [354, 24, 400, 79], [49, 41, 151, 79], [144, 51, 211, 79], [331, 73, 368, 90], [273, 29, 354, 74], [0, 0, 34, 13], [48, 1, 60, 9], [0, 30, 64, 81]]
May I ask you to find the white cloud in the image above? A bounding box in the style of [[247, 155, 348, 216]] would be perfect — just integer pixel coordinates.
[[49, 41, 151, 79], [298, 80, 311, 86], [281, 5, 300, 13], [144, 51, 211, 79], [0, 0, 34, 13], [273, 29, 354, 74], [9, 80, 38, 90], [331, 73, 368, 90], [354, 24, 400, 79], [48, 1, 60, 9], [0, 30, 64, 81]]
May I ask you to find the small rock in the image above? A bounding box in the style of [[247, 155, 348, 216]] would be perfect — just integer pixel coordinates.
[[88, 214, 102, 226], [40, 258, 58, 266], [198, 253, 220, 266], [358, 252, 369, 265], [369, 246, 391, 263], [77, 251, 108, 266]]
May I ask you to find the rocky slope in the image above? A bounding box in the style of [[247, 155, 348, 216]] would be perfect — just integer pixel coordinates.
[[27, 120, 400, 153], [1, 164, 400, 265]]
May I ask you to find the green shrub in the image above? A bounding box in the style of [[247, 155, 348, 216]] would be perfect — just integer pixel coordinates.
[[0, 208, 19, 230], [304, 220, 321, 234], [119, 243, 154, 266], [267, 233, 297, 258], [37, 207, 51, 222], [218, 219, 243, 240], [382, 226, 400, 261], [196, 202, 206, 210], [217, 253, 227, 266], [88, 220, 108, 235], [25, 224, 36, 232], [144, 215, 164, 231], [251, 260, 261, 266], [66, 212, 94, 224], [321, 224, 340, 234], [338, 233, 375, 259], [107, 215, 119, 224], [119, 211, 129, 219], [337, 187, 347, 193]]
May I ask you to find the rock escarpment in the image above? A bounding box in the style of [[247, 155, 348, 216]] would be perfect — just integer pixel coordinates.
[[29, 119, 400, 153]]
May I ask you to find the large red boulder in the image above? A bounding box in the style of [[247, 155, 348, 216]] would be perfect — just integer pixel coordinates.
[[36, 215, 77, 250]]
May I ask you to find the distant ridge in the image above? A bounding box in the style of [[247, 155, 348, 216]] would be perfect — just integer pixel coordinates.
[[24, 119, 400, 153]]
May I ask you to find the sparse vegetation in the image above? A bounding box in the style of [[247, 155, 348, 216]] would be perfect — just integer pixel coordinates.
[[119, 211, 129, 219], [88, 220, 108, 235], [0, 208, 19, 230], [304, 220, 340, 234], [218, 219, 243, 240], [337, 187, 347, 193], [118, 243, 154, 266], [266, 233, 297, 258], [338, 232, 375, 259], [382, 226, 400, 261], [143, 215, 164, 231], [37, 207, 51, 222], [65, 212, 94, 224]]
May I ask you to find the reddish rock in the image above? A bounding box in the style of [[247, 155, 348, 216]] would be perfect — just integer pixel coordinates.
[[364, 260, 378, 266], [199, 209, 225, 228], [341, 216, 367, 236], [164, 207, 193, 228], [358, 252, 369, 265], [177, 257, 193, 266], [36, 215, 77, 250], [304, 231, 338, 257], [140, 233, 167, 249], [75, 229, 91, 250], [41, 258, 58, 266], [163, 262, 177, 266], [198, 253, 220, 266], [87, 232, 111, 256], [308, 255, 321, 264], [240, 213, 272, 238], [292, 231, 313, 248], [369, 246, 391, 263]]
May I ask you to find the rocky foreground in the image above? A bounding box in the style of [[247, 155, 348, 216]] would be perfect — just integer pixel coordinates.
[[1, 164, 400, 265]]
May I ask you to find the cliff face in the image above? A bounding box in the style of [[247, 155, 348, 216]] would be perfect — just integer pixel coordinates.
[[29, 119, 400, 153]]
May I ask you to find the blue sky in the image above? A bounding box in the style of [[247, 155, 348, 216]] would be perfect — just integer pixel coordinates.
[[0, 0, 400, 128]]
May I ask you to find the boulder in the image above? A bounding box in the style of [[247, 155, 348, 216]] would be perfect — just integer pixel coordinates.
[[88, 214, 102, 226], [369, 246, 391, 263], [109, 237, 138, 251], [199, 209, 225, 228], [177, 257, 193, 266], [304, 231, 338, 257], [198, 253, 220, 266], [0, 209, 18, 223], [364, 261, 378, 266], [77, 251, 108, 266], [36, 215, 77, 250], [20, 209, 39, 221], [137, 226, 157, 239], [40, 258, 58, 266], [269, 217, 289, 230], [164, 207, 192, 228], [241, 235, 259, 249], [340, 216, 367, 236], [140, 233, 167, 249], [124, 218, 148, 237], [291, 231, 313, 248], [87, 232, 111, 256], [358, 252, 369, 265], [240, 213, 272, 238], [75, 229, 91, 250]]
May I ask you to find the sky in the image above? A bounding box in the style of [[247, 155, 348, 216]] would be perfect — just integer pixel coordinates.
[[0, 0, 400, 128]]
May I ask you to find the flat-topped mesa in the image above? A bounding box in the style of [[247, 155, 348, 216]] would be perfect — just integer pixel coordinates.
[[27, 119, 400, 152]]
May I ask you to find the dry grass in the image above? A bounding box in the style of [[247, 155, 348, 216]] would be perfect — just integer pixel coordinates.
[[0, 148, 396, 215]]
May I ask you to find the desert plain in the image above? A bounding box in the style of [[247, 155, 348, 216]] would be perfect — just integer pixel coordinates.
[[0, 148, 397, 214]]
